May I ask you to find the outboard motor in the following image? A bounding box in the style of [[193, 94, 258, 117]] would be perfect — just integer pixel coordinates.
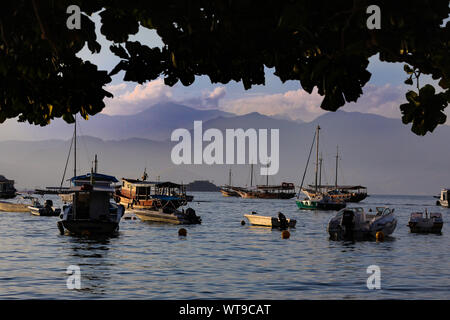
[[185, 208, 201, 224], [342, 210, 355, 240], [278, 212, 288, 230]]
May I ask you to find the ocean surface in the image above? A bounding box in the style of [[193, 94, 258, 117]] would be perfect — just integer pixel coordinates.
[[0, 193, 448, 300]]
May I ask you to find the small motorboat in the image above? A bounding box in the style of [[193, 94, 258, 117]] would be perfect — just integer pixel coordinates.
[[408, 211, 443, 234], [132, 207, 201, 225], [28, 198, 61, 216], [244, 211, 296, 229], [327, 207, 397, 241]]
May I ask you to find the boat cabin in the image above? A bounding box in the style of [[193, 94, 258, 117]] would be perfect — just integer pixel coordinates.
[[120, 178, 186, 200], [0, 175, 16, 198]]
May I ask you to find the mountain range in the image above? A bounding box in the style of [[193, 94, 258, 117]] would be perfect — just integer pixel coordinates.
[[0, 102, 449, 195]]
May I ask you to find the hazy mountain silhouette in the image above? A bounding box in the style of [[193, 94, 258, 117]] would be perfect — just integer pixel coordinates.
[[0, 102, 232, 141], [1, 110, 449, 195]]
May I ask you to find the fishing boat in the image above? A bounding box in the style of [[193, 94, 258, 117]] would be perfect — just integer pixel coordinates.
[[132, 207, 201, 225], [296, 125, 346, 211], [408, 211, 443, 234], [234, 165, 297, 199], [0, 175, 16, 199], [116, 177, 189, 211], [58, 182, 124, 235], [244, 212, 296, 228], [57, 117, 124, 236], [28, 198, 61, 216], [327, 207, 397, 241], [436, 189, 449, 207]]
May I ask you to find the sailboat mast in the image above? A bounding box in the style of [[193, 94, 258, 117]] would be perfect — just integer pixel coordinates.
[[74, 116, 77, 178], [250, 164, 253, 187], [314, 125, 320, 192], [228, 167, 232, 186], [319, 152, 323, 190], [335, 145, 339, 188]]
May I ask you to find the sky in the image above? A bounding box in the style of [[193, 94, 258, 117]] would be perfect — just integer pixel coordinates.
[[76, 12, 447, 124]]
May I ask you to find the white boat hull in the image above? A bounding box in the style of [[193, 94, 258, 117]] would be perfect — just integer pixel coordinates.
[[244, 214, 296, 228]]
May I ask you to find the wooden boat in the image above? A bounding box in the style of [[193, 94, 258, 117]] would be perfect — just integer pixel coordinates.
[[237, 183, 296, 199], [0, 175, 16, 199], [28, 198, 61, 216], [327, 207, 397, 241], [220, 168, 241, 197], [0, 201, 29, 212], [133, 207, 201, 225], [244, 212, 296, 228], [408, 211, 443, 234], [116, 177, 189, 211], [220, 186, 241, 197], [296, 125, 347, 211]]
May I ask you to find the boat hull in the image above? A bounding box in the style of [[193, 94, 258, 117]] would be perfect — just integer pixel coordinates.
[[0, 201, 29, 212], [60, 220, 119, 236], [296, 199, 346, 211], [244, 214, 296, 228], [408, 213, 443, 234], [238, 191, 296, 199], [132, 208, 201, 225]]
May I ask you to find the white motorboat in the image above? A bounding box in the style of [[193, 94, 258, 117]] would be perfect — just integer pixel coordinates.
[[408, 211, 443, 234], [327, 207, 397, 241], [132, 207, 201, 225], [244, 212, 296, 229], [28, 198, 61, 216]]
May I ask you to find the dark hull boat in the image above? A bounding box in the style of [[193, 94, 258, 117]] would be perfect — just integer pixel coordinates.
[[236, 183, 296, 199], [408, 212, 443, 234], [0, 175, 16, 199]]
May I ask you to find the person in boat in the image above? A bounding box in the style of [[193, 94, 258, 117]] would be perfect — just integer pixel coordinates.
[[278, 212, 288, 230], [342, 210, 355, 240]]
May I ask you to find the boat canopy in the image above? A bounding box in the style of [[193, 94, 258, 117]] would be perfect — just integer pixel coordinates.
[[70, 173, 119, 183]]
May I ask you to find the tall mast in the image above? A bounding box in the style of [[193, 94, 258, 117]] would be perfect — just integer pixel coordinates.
[[228, 167, 232, 186], [74, 115, 77, 178], [335, 145, 339, 188], [250, 164, 253, 187], [94, 154, 98, 173], [319, 152, 323, 190], [314, 125, 320, 192]]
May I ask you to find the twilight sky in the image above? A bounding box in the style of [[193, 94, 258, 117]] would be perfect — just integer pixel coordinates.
[[77, 12, 447, 124]]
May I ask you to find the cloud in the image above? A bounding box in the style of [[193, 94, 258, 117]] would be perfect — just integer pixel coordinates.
[[220, 88, 325, 122], [219, 84, 405, 122], [103, 79, 227, 115], [103, 79, 174, 115]]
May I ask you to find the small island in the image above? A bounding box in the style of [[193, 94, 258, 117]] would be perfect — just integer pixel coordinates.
[[185, 180, 220, 192]]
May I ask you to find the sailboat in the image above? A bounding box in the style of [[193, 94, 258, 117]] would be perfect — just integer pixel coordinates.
[[296, 125, 346, 211], [220, 167, 241, 197], [235, 164, 296, 199], [303, 146, 368, 203], [57, 117, 124, 236]]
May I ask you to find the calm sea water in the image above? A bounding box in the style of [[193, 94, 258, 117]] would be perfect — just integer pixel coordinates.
[[0, 193, 448, 300]]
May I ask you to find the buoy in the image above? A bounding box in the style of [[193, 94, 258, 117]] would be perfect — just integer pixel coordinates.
[[178, 228, 187, 236], [376, 231, 384, 242], [241, 220, 246, 225], [281, 230, 290, 239]]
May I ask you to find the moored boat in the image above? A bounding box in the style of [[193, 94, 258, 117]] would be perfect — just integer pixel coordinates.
[[244, 212, 296, 228], [133, 207, 201, 225], [296, 193, 346, 211], [436, 189, 449, 207], [408, 211, 443, 234], [237, 183, 296, 199], [327, 207, 397, 241]]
